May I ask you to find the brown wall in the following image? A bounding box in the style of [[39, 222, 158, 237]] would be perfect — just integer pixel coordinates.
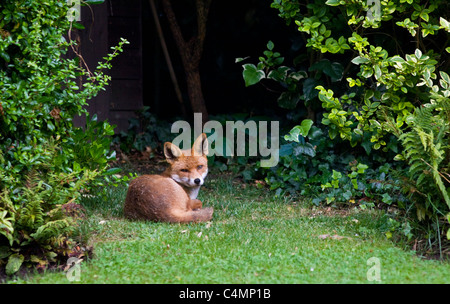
[[74, 0, 143, 132]]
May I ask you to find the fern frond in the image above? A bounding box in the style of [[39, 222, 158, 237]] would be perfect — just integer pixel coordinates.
[[399, 102, 450, 210], [17, 197, 45, 231], [30, 218, 74, 243]]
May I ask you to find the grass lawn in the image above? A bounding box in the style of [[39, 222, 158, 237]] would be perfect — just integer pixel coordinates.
[[12, 173, 450, 284]]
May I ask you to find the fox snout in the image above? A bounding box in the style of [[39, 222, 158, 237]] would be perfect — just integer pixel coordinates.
[[172, 173, 206, 188]]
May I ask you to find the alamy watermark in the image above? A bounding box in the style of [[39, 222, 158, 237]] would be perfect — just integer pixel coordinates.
[[65, 257, 82, 282], [171, 113, 280, 167], [66, 0, 81, 22], [366, 257, 381, 282], [367, 0, 381, 21]]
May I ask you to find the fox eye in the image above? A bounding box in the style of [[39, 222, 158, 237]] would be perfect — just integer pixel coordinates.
[[197, 165, 203, 170], [181, 169, 189, 172]]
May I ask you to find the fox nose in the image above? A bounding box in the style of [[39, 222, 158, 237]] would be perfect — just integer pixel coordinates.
[[194, 178, 201, 185]]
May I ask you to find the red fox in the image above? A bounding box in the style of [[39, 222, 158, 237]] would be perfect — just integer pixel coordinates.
[[124, 133, 213, 223]]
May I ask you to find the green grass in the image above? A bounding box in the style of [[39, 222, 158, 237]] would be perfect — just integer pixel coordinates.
[[12, 173, 450, 283]]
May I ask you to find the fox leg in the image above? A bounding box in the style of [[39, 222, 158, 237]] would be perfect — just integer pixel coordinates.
[[188, 199, 203, 210], [168, 207, 214, 223]]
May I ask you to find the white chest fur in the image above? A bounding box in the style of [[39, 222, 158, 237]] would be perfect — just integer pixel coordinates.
[[186, 186, 201, 199]]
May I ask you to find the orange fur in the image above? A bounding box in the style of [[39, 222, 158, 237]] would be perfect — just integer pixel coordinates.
[[124, 134, 213, 223]]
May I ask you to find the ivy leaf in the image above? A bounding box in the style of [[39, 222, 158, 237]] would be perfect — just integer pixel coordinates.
[[277, 91, 301, 109], [297, 119, 314, 137], [382, 193, 393, 204], [303, 78, 319, 101], [293, 142, 316, 157], [285, 119, 314, 142], [242, 64, 265, 87]]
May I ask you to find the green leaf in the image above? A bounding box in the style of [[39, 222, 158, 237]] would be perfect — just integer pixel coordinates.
[[351, 56, 370, 65], [440, 71, 450, 85], [293, 142, 316, 157], [285, 119, 314, 142], [325, 0, 341, 6], [267, 41, 274, 51], [0, 246, 11, 259], [357, 163, 369, 173], [277, 91, 301, 109], [419, 11, 429, 22], [6, 253, 24, 276], [71, 22, 85, 30], [309, 59, 344, 82], [0, 52, 10, 62], [297, 119, 314, 137], [83, 0, 105, 4], [382, 193, 393, 204], [235, 57, 250, 63], [414, 49, 422, 59], [47, 121, 55, 131], [374, 65, 382, 79], [104, 167, 122, 176], [303, 78, 319, 101], [440, 17, 450, 32], [242, 64, 265, 87]]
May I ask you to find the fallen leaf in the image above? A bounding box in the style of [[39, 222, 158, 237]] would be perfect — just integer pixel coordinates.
[[331, 234, 347, 240], [318, 234, 330, 240], [318, 234, 351, 240]]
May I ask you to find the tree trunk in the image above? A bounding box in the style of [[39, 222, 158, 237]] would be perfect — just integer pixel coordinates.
[[161, 0, 211, 125], [186, 69, 209, 123]]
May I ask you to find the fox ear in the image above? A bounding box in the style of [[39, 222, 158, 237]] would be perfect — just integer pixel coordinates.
[[164, 142, 183, 163], [192, 133, 209, 156]]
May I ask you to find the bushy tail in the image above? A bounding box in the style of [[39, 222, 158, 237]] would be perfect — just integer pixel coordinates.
[[169, 207, 213, 223]]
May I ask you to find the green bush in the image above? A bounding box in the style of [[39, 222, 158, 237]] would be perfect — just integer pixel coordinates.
[[262, 120, 407, 210], [241, 0, 450, 251], [0, 0, 127, 276]]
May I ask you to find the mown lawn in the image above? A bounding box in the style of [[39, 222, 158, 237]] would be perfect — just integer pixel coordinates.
[[11, 173, 450, 284]]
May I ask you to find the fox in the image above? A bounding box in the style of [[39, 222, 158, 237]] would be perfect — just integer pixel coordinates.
[[123, 133, 213, 223]]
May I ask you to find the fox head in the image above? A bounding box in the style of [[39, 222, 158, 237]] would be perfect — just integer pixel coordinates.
[[164, 133, 209, 189]]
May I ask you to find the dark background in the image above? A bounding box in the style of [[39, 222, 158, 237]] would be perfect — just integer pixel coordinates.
[[77, 0, 303, 131]]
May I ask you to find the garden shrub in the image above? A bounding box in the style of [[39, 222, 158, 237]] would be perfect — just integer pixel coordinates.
[[0, 0, 127, 276], [241, 0, 450, 251]]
